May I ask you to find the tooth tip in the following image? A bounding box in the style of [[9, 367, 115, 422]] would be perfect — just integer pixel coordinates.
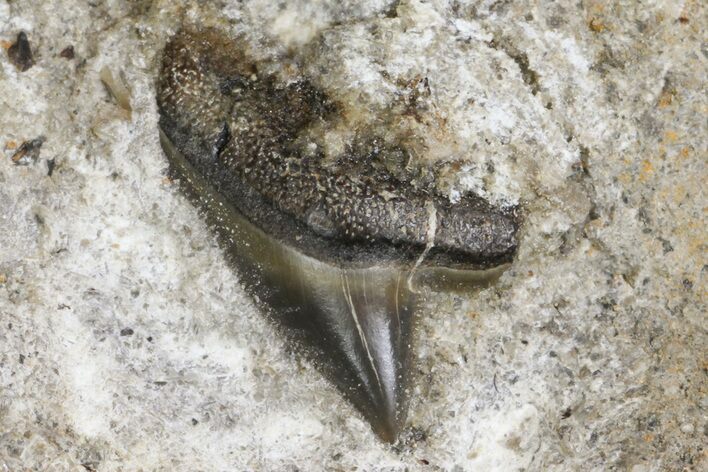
[[374, 422, 400, 444], [352, 371, 407, 443], [373, 403, 406, 443]]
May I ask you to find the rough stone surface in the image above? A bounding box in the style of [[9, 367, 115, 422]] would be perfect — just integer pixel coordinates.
[[0, 1, 705, 470]]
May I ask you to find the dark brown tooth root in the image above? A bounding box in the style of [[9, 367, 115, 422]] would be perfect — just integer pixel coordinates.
[[157, 29, 518, 268]]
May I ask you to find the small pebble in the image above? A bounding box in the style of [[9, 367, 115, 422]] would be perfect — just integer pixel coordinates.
[[680, 423, 694, 434], [8, 32, 34, 71]]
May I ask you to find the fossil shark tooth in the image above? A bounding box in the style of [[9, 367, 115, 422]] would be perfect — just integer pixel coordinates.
[[156, 29, 519, 442], [159, 130, 415, 441]]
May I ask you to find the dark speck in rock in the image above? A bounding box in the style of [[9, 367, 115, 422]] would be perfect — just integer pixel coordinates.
[[11, 136, 45, 165], [191, 418, 198, 426], [60, 45, 75, 59], [19, 354, 25, 364], [647, 415, 660, 430], [383, 1, 400, 18], [561, 407, 572, 419], [659, 237, 674, 254], [546, 15, 563, 28], [46, 158, 56, 176], [146, 336, 153, 342], [8, 32, 34, 71], [120, 327, 134, 336], [392, 425, 428, 453]]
